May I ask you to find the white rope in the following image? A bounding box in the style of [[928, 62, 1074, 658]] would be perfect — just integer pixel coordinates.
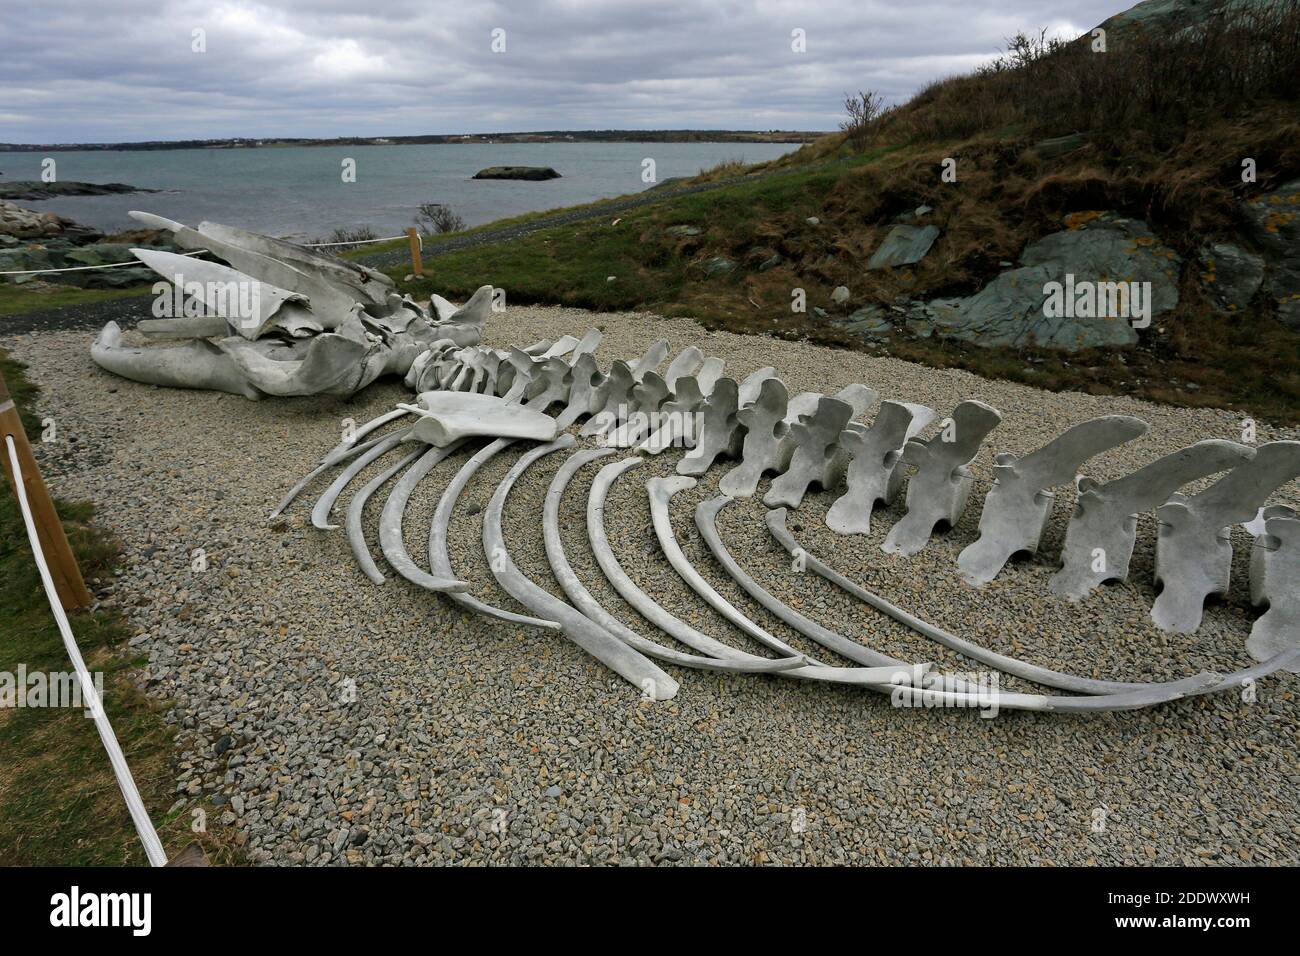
[[0, 249, 207, 277], [4, 434, 168, 867], [306, 233, 410, 248], [0, 232, 412, 276]]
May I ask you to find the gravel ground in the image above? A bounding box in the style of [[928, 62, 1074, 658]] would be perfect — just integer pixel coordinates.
[[3, 306, 1299, 866]]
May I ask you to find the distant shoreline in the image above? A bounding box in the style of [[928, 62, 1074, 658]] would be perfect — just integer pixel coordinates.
[[0, 129, 824, 153]]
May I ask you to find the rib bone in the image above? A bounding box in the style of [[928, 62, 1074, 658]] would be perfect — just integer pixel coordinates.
[[427, 438, 563, 630], [482, 436, 679, 700], [590, 462, 925, 688], [376, 443, 472, 593], [543, 449, 802, 673]]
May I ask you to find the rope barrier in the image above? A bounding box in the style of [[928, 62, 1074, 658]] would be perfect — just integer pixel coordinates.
[[0, 249, 208, 276], [305, 233, 412, 249], [4, 433, 168, 867], [0, 232, 411, 276]]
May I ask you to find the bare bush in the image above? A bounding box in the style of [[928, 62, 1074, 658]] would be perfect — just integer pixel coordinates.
[[415, 202, 466, 235], [840, 90, 886, 148], [312, 225, 378, 250]]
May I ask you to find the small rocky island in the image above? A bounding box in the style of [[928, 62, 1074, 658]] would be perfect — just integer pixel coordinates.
[[0, 180, 156, 201], [471, 166, 561, 181]]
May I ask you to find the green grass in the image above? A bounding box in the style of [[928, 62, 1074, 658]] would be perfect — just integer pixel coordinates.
[[0, 349, 237, 865], [0, 281, 152, 317], [342, 179, 726, 262], [395, 152, 887, 311]]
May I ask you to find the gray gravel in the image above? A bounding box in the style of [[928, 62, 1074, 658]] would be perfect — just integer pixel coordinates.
[[4, 306, 1299, 866]]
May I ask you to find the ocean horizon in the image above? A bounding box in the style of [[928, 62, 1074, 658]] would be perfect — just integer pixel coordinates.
[[0, 140, 799, 241]]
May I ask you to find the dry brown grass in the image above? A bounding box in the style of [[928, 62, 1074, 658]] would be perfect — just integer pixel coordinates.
[[869, 1, 1300, 152]]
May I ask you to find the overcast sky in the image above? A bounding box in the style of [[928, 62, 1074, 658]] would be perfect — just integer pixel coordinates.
[[1, 0, 1130, 143]]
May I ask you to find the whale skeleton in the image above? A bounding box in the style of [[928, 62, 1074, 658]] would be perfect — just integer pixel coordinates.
[[89, 214, 494, 399], [273, 329, 1300, 709]]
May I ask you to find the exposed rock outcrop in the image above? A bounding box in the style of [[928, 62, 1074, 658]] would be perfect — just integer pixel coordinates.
[[866, 223, 940, 270], [0, 199, 101, 242], [1200, 241, 1265, 313], [1242, 178, 1300, 330], [1, 200, 175, 286], [924, 212, 1181, 350]]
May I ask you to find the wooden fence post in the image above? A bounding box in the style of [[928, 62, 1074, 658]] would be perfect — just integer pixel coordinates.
[[0, 366, 93, 612], [406, 227, 424, 278]]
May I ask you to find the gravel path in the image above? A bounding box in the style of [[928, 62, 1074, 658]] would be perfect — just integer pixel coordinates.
[[4, 306, 1298, 866]]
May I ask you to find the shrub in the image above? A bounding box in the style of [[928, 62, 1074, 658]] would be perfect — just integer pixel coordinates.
[[314, 225, 378, 250], [840, 90, 886, 148], [415, 202, 466, 235]]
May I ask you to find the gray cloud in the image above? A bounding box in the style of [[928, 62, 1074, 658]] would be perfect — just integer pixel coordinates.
[[1, 0, 1127, 142]]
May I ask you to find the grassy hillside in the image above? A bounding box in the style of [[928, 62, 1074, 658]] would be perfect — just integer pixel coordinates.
[[396, 0, 1300, 423]]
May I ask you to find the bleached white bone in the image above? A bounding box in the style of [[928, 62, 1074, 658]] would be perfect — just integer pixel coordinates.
[[483, 436, 680, 700], [958, 415, 1148, 585], [825, 401, 935, 535], [882, 400, 1002, 556], [1152, 441, 1300, 634], [544, 449, 803, 673], [1247, 510, 1300, 671], [1051, 439, 1256, 600], [677, 377, 742, 476]]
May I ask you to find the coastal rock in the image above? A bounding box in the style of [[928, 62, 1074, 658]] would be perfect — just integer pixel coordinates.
[[0, 199, 101, 242], [1242, 178, 1300, 330], [833, 305, 893, 339], [1200, 241, 1264, 312], [0, 180, 153, 201], [665, 225, 702, 237], [866, 224, 940, 270], [1032, 133, 1089, 160], [471, 166, 561, 181], [0, 236, 162, 287], [699, 256, 737, 276], [926, 211, 1180, 350]]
